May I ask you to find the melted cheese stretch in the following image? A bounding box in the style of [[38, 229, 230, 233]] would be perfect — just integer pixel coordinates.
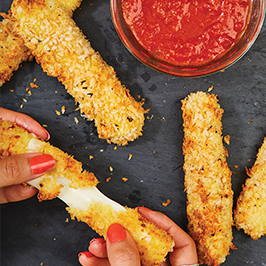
[[0, 119, 174, 266], [28, 177, 125, 212], [27, 139, 125, 211]]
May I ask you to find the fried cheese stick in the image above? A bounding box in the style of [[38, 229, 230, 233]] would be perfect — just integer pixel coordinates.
[[182, 92, 234, 266], [0, 119, 174, 266], [0, 13, 31, 87], [234, 137, 266, 239], [11, 0, 146, 146], [0, 0, 81, 87]]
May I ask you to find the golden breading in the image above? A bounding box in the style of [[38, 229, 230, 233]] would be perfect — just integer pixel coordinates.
[[11, 0, 147, 146], [182, 91, 234, 266], [0, 119, 174, 266], [0, 0, 82, 87], [68, 204, 174, 266], [234, 137, 266, 239], [0, 13, 30, 87], [0, 119, 99, 196]]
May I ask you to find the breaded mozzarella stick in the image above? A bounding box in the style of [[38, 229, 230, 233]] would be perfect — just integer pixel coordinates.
[[0, 13, 30, 87], [234, 137, 266, 239], [182, 92, 234, 266], [0, 0, 81, 87], [0, 119, 174, 266], [11, 0, 146, 145]]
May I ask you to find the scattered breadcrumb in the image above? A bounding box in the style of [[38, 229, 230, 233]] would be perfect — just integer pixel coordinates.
[[55, 110, 61, 116], [162, 117, 166, 121], [106, 177, 111, 182], [9, 89, 14, 92], [233, 165, 239, 169], [30, 82, 39, 88], [20, 104, 23, 109], [109, 166, 113, 172], [42, 124, 47, 128], [162, 199, 171, 207], [208, 85, 214, 92], [128, 154, 133, 160], [122, 177, 128, 182], [147, 115, 154, 120], [65, 218, 69, 223], [28, 90, 32, 95], [61, 106, 66, 114], [89, 155, 94, 160], [40, 263, 43, 266], [220, 69, 225, 72], [74, 117, 79, 124], [114, 146, 117, 150], [248, 120, 253, 124], [224, 135, 230, 145], [22, 98, 27, 102]]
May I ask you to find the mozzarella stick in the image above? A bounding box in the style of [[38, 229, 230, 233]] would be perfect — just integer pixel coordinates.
[[0, 13, 31, 87], [0, 119, 174, 266], [0, 1, 81, 87], [182, 92, 234, 266], [11, 0, 146, 146], [234, 137, 266, 239]]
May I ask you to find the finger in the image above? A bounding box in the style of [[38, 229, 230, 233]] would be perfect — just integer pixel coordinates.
[[0, 153, 55, 188], [0, 184, 38, 204], [0, 107, 50, 140], [78, 251, 110, 266], [138, 207, 198, 266], [106, 223, 140, 266], [89, 238, 107, 258]]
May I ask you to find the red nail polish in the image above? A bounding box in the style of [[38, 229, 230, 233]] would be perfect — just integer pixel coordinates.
[[137, 206, 152, 211], [78, 251, 94, 258], [90, 238, 105, 246], [107, 223, 126, 244], [30, 154, 55, 175]]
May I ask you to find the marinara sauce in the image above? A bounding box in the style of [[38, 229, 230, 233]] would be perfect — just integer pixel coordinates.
[[122, 0, 251, 66]]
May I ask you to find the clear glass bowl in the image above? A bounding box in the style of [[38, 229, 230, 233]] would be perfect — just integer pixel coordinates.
[[111, 0, 265, 78]]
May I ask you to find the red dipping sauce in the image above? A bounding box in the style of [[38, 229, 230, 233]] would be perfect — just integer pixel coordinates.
[[122, 0, 252, 66]]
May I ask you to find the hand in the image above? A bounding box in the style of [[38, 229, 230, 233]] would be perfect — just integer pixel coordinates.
[[0, 108, 55, 204], [78, 207, 198, 266]]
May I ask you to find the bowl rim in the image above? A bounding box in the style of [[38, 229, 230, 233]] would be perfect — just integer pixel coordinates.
[[110, 0, 266, 78]]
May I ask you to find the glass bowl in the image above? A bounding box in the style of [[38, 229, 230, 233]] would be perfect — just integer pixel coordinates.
[[111, 0, 265, 78]]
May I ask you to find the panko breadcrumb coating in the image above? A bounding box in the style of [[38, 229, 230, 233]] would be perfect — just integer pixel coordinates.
[[182, 92, 234, 266], [0, 13, 31, 87], [0, 119, 174, 266], [234, 137, 266, 239], [11, 0, 147, 145], [0, 0, 82, 87]]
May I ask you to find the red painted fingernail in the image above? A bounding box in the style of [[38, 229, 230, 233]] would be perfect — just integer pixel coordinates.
[[107, 223, 126, 244], [44, 128, 50, 141], [137, 206, 152, 211], [30, 154, 55, 175], [90, 238, 105, 246], [78, 251, 94, 258]]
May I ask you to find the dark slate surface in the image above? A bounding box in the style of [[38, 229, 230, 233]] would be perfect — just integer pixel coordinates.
[[1, 1, 266, 265]]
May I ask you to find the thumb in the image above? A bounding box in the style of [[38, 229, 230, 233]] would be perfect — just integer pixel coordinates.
[[106, 223, 141, 266], [0, 153, 55, 188]]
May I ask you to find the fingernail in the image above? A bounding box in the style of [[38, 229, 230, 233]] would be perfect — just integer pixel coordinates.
[[30, 154, 55, 175], [78, 251, 94, 258], [44, 128, 50, 141], [90, 238, 105, 246], [107, 223, 126, 244], [137, 206, 152, 211]]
